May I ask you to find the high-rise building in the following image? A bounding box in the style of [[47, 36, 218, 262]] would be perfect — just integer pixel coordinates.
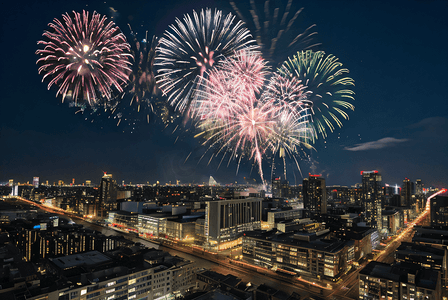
[[361, 170, 383, 229], [415, 179, 423, 195], [430, 193, 448, 226], [99, 173, 117, 216], [303, 174, 327, 215], [205, 197, 262, 250], [8, 179, 13, 186], [272, 176, 290, 199], [86, 180, 91, 187], [33, 177, 39, 188], [401, 178, 414, 207]]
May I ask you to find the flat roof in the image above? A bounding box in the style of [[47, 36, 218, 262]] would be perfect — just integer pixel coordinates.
[[51, 251, 111, 269]]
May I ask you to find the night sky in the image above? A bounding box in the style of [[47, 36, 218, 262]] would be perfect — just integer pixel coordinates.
[[1, 0, 447, 188]]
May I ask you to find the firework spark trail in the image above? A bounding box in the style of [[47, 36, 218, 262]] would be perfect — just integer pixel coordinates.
[[194, 50, 314, 184], [154, 8, 258, 115], [36, 10, 133, 106], [230, 0, 320, 65], [262, 72, 315, 179], [278, 50, 355, 139], [127, 29, 159, 115]]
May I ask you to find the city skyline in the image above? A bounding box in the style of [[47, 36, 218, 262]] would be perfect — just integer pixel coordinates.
[[1, 0, 447, 187]]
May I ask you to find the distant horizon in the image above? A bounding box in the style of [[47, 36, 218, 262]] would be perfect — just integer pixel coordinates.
[[1, 171, 442, 189]]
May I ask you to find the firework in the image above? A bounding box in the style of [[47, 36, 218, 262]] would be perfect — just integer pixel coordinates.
[[127, 31, 159, 115], [108, 29, 164, 130], [230, 0, 319, 65], [36, 10, 133, 106], [194, 50, 314, 184], [154, 8, 257, 114], [278, 50, 355, 138]]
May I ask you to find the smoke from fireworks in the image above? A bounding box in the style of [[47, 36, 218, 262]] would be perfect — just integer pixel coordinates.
[[154, 8, 258, 114], [278, 50, 355, 139], [36, 10, 133, 107]]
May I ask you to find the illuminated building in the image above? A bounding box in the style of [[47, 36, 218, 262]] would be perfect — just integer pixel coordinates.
[[272, 176, 290, 199], [33, 177, 39, 188], [303, 174, 327, 216], [44, 249, 195, 300], [208, 176, 218, 186], [267, 209, 303, 230], [138, 214, 167, 238], [99, 173, 118, 216], [242, 228, 353, 282], [86, 180, 91, 187], [359, 261, 441, 300], [10, 224, 131, 261], [381, 209, 403, 236], [8, 179, 13, 186], [205, 198, 262, 250], [401, 178, 414, 207], [415, 179, 423, 195], [395, 242, 446, 274], [430, 193, 448, 226], [361, 170, 383, 229]]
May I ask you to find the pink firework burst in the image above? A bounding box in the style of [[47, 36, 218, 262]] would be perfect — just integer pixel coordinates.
[[195, 50, 314, 184], [194, 50, 278, 184], [36, 10, 133, 106]]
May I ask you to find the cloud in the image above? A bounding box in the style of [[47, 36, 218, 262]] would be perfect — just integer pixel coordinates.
[[344, 137, 409, 151]]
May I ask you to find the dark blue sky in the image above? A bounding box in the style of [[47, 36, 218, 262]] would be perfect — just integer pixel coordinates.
[[1, 0, 447, 188]]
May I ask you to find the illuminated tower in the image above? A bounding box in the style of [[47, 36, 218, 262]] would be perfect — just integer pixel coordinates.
[[33, 177, 39, 188], [99, 173, 117, 216], [303, 174, 327, 215], [401, 178, 414, 207], [361, 170, 383, 229]]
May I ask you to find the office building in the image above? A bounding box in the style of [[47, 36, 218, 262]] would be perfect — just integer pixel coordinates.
[[205, 197, 262, 250], [415, 179, 423, 195], [272, 176, 290, 199], [359, 261, 441, 300], [242, 228, 354, 282], [32, 177, 39, 188], [401, 178, 414, 207], [430, 193, 448, 226], [303, 174, 327, 216], [395, 242, 446, 274], [99, 173, 118, 216], [37, 249, 195, 300], [361, 170, 383, 229], [267, 208, 303, 229]]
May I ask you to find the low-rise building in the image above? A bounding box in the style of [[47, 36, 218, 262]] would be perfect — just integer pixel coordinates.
[[242, 228, 354, 282], [359, 261, 441, 300]]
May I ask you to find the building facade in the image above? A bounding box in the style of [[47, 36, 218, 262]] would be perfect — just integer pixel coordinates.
[[242, 229, 353, 282], [361, 170, 383, 230], [205, 198, 262, 250], [303, 175, 327, 216]]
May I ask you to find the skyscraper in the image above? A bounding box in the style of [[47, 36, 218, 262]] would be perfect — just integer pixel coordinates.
[[430, 193, 448, 226], [415, 179, 423, 195], [401, 178, 414, 207], [33, 177, 39, 188], [361, 170, 383, 229], [303, 174, 327, 215], [99, 173, 117, 217]]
